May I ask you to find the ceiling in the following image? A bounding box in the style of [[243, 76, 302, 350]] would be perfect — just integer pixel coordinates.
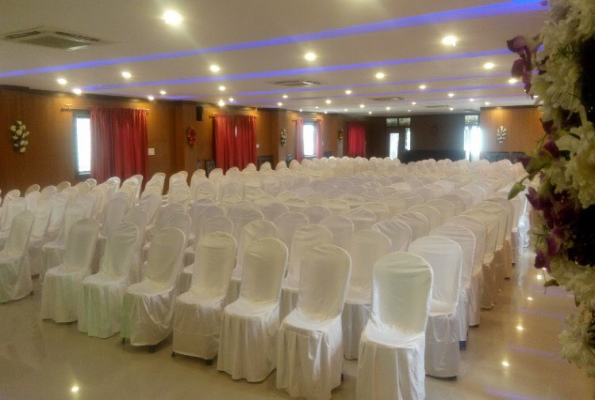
[[0, 0, 547, 116]]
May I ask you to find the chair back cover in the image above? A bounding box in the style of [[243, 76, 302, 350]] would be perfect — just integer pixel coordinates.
[[261, 202, 289, 222], [229, 208, 263, 241], [450, 215, 487, 270], [486, 197, 514, 238], [286, 225, 333, 287], [426, 199, 456, 225], [397, 193, 424, 209], [25, 190, 40, 211], [302, 205, 332, 224], [274, 212, 309, 249], [371, 252, 433, 335], [144, 227, 186, 286], [3, 211, 35, 258], [154, 203, 185, 231], [56, 181, 71, 193], [0, 198, 27, 234], [319, 215, 354, 250], [381, 198, 407, 218], [74, 194, 96, 218], [464, 206, 501, 258], [39, 186, 56, 204], [123, 209, 149, 246], [323, 198, 350, 215], [408, 205, 441, 230], [372, 219, 412, 252], [474, 201, 507, 248], [30, 201, 54, 241], [347, 229, 391, 297], [430, 224, 476, 288], [201, 215, 234, 237], [453, 190, 474, 209], [362, 202, 391, 221], [194, 181, 218, 200], [191, 204, 225, 239], [163, 212, 191, 239], [409, 236, 462, 314], [74, 181, 91, 196], [441, 194, 466, 215], [239, 237, 288, 304], [191, 232, 237, 296], [100, 222, 139, 280], [296, 244, 351, 321], [345, 207, 377, 231], [236, 220, 278, 270], [101, 196, 129, 236], [58, 204, 87, 245], [462, 185, 485, 205], [136, 193, 161, 225], [394, 212, 430, 241], [63, 219, 100, 272]]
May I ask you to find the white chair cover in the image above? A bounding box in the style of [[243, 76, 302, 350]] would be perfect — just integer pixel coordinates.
[[397, 193, 424, 209], [372, 219, 413, 252], [302, 205, 332, 224], [276, 244, 351, 400], [94, 196, 129, 273], [430, 224, 476, 349], [40, 219, 100, 322], [217, 237, 288, 381], [0, 211, 35, 303], [357, 252, 433, 400], [426, 199, 456, 225], [345, 207, 377, 231], [273, 212, 309, 251], [319, 215, 354, 250], [408, 205, 441, 230], [77, 222, 139, 337], [280, 225, 333, 320], [441, 193, 466, 215], [24, 201, 54, 275], [172, 232, 237, 359], [343, 229, 391, 359], [362, 202, 391, 221], [229, 209, 263, 242], [120, 227, 186, 346], [0, 198, 27, 250], [42, 204, 86, 276], [487, 196, 514, 279], [409, 236, 463, 378], [56, 181, 71, 193], [261, 202, 290, 222], [122, 209, 149, 284], [25, 190, 40, 211], [394, 212, 430, 241], [45, 193, 69, 242], [381, 197, 407, 218], [137, 193, 161, 226]]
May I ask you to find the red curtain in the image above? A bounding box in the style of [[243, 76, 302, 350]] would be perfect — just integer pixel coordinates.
[[295, 118, 304, 162], [347, 121, 366, 157], [315, 119, 323, 158], [235, 115, 257, 169], [90, 107, 148, 184], [214, 115, 236, 172]]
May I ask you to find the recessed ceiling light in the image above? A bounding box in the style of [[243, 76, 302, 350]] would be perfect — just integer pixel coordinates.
[[121, 71, 132, 79], [57, 78, 67, 85], [163, 10, 182, 26], [509, 78, 518, 84], [218, 85, 226, 91], [527, 296, 533, 301], [360, 104, 365, 108], [72, 88, 82, 95], [228, 97, 234, 102], [324, 111, 328, 114], [386, 107, 391, 110], [326, 99, 331, 104], [345, 90, 352, 95], [407, 109, 411, 112], [448, 93, 455, 98], [537, 275, 543, 280], [210, 64, 221, 73], [315, 106, 319, 109], [304, 52, 317, 61], [516, 325, 524, 331], [344, 109, 348, 112], [469, 98, 475, 102], [485, 101, 491, 106], [442, 35, 457, 47], [368, 111, 372, 114], [219, 100, 226, 106], [282, 94, 288, 99], [449, 107, 454, 111], [411, 102, 417, 105], [159, 90, 167, 95], [277, 102, 283, 106], [534, 95, 539, 98], [502, 361, 510, 367], [148, 95, 154, 101], [484, 62, 495, 70], [299, 109, 303, 112], [71, 386, 79, 393], [375, 72, 385, 79], [419, 85, 427, 90]]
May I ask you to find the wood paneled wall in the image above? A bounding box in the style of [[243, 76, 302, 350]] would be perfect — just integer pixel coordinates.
[[480, 107, 543, 153]]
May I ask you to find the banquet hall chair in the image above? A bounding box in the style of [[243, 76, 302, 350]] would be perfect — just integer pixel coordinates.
[[408, 204, 441, 230], [0, 211, 35, 303], [78, 222, 139, 338], [319, 215, 354, 250], [93, 196, 129, 274], [441, 194, 466, 215], [24, 201, 54, 276], [345, 207, 377, 231], [0, 198, 28, 251], [120, 227, 186, 348], [426, 199, 457, 225], [394, 212, 430, 241], [42, 204, 86, 276], [217, 237, 288, 381], [172, 232, 237, 361], [372, 219, 413, 252], [40, 219, 100, 323], [121, 209, 149, 284], [276, 244, 351, 400], [273, 212, 309, 253], [356, 252, 433, 400], [56, 181, 71, 193], [261, 202, 289, 222], [302, 205, 332, 224]]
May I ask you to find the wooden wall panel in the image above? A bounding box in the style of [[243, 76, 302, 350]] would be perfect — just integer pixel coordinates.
[[480, 107, 543, 154], [410, 114, 465, 151]]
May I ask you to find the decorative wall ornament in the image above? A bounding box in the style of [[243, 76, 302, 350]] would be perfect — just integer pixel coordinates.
[[496, 125, 507, 143], [338, 128, 344, 140], [186, 126, 197, 148], [280, 128, 287, 146], [10, 121, 30, 153]]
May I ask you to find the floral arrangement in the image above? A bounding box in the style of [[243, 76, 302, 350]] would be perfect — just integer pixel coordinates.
[[186, 126, 197, 148], [10, 121, 30, 153], [280, 128, 287, 146], [507, 0, 595, 376], [338, 128, 344, 141]]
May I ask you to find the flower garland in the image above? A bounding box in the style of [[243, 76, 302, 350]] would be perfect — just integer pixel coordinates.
[[280, 128, 287, 146], [10, 121, 30, 153], [186, 126, 197, 148], [507, 0, 595, 376]]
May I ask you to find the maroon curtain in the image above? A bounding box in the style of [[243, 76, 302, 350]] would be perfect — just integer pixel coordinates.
[[347, 121, 366, 157], [295, 118, 304, 162], [90, 107, 148, 184], [214, 115, 236, 172], [236, 115, 257, 169], [315, 119, 323, 158]]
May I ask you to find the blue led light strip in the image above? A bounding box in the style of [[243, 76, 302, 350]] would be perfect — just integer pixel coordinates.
[[0, 0, 544, 79]]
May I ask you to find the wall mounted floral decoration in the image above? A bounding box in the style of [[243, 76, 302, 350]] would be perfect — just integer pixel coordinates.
[[186, 126, 197, 148], [496, 125, 507, 143], [10, 121, 30, 153], [338, 128, 344, 140], [280, 128, 287, 146]]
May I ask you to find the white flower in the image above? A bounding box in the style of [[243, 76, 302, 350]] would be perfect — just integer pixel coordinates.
[[20, 140, 25, 146], [16, 121, 22, 125], [12, 135, 17, 140], [19, 147, 26, 153], [13, 143, 18, 147], [565, 123, 595, 208], [23, 132, 29, 137], [10, 125, 16, 132], [21, 125, 26, 130], [16, 130, 22, 136]]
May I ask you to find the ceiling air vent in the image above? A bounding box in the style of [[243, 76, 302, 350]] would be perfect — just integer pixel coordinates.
[[2, 26, 114, 50], [273, 80, 320, 87], [370, 96, 405, 102], [425, 105, 451, 109]]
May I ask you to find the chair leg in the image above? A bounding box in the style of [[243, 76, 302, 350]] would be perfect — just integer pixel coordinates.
[[121, 338, 126, 344], [205, 359, 213, 366], [171, 352, 176, 357], [148, 345, 157, 353], [459, 341, 467, 351]]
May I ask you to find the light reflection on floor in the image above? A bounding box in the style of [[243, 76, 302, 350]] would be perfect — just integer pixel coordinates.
[[0, 248, 593, 399]]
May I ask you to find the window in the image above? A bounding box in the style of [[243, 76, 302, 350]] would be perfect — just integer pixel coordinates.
[[302, 123, 316, 157], [389, 133, 399, 160], [74, 112, 91, 177], [464, 125, 482, 161], [405, 128, 411, 151]]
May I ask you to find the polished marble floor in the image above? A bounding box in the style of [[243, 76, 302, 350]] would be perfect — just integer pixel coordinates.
[[1, 249, 593, 399]]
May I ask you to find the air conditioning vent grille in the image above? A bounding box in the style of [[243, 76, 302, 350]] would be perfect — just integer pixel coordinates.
[[273, 80, 320, 87], [2, 26, 114, 50], [370, 96, 405, 102], [425, 105, 450, 109]]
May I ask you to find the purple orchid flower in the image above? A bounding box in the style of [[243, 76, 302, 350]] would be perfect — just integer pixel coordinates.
[[507, 36, 528, 53], [534, 249, 550, 270], [526, 187, 542, 210], [546, 232, 563, 256], [542, 140, 560, 158]]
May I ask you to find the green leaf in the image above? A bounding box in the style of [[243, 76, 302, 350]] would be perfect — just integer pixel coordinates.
[[508, 182, 526, 200], [544, 278, 559, 287]]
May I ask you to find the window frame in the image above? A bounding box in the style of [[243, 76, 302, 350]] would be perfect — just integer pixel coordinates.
[[73, 110, 91, 179]]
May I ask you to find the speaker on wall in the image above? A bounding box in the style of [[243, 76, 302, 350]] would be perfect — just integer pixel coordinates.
[[196, 106, 203, 121]]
